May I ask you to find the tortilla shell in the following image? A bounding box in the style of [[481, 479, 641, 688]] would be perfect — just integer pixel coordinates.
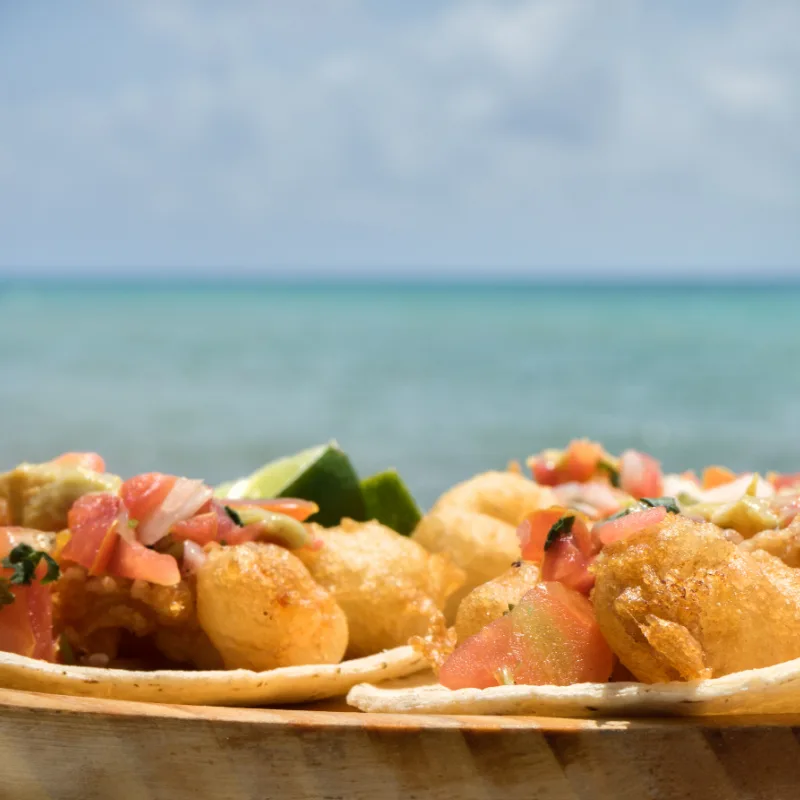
[[347, 658, 800, 717], [0, 646, 425, 706]]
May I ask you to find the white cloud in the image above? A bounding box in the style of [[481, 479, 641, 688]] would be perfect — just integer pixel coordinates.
[[0, 0, 798, 271]]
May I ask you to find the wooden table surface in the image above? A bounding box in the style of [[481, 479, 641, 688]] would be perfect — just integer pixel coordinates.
[[1, 686, 799, 800]]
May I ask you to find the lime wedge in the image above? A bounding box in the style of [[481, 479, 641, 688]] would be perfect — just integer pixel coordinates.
[[215, 441, 365, 527], [360, 468, 422, 535]]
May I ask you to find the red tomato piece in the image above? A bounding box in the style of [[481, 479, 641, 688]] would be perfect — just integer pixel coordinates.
[[619, 450, 663, 499], [120, 473, 177, 526], [564, 439, 605, 483], [0, 529, 55, 661], [170, 512, 219, 545], [106, 539, 181, 586], [439, 583, 613, 689], [541, 537, 595, 595], [223, 498, 319, 522], [50, 452, 106, 473], [594, 505, 667, 547], [770, 473, 800, 492], [517, 508, 596, 567], [62, 494, 128, 576], [529, 457, 562, 486], [516, 507, 571, 563]]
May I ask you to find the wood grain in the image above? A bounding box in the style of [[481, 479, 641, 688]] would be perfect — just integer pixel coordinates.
[[1, 687, 800, 800]]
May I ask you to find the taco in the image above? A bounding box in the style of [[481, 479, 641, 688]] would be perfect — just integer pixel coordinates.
[[349, 441, 800, 717], [0, 452, 451, 705]]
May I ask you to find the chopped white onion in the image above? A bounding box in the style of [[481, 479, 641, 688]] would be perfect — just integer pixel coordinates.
[[137, 478, 213, 545], [181, 540, 207, 575]]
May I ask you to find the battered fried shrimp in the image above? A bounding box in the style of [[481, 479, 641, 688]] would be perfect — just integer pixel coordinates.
[[454, 561, 540, 643], [592, 513, 800, 683], [740, 517, 800, 567], [55, 566, 201, 666], [412, 471, 556, 617], [298, 519, 464, 659], [196, 542, 348, 671]]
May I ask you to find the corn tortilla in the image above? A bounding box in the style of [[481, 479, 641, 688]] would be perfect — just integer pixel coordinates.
[[0, 645, 425, 706]]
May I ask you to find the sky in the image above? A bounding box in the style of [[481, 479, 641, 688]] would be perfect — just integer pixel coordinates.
[[0, 0, 798, 278]]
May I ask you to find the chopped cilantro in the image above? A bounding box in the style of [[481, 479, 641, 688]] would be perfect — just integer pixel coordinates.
[[224, 506, 244, 527], [605, 496, 680, 522], [2, 543, 60, 586], [544, 515, 575, 551], [640, 497, 680, 514], [597, 460, 621, 488]]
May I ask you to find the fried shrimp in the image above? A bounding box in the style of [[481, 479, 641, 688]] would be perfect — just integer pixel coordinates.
[[454, 561, 540, 643], [298, 519, 464, 658], [592, 513, 800, 683], [412, 471, 556, 616], [196, 542, 348, 671], [740, 516, 800, 567]]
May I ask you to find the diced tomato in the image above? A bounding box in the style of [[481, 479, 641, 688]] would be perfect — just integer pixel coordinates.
[[439, 583, 613, 689], [702, 466, 737, 490], [121, 473, 176, 524], [619, 450, 663, 499], [541, 538, 595, 594], [50, 452, 106, 473], [223, 498, 319, 522], [0, 529, 55, 661], [563, 440, 605, 484], [517, 507, 596, 566], [516, 507, 571, 563], [62, 494, 129, 575], [593, 505, 667, 547], [122, 474, 211, 546], [171, 500, 242, 545], [170, 512, 220, 545], [770, 473, 800, 492], [106, 539, 181, 586], [529, 455, 563, 486]]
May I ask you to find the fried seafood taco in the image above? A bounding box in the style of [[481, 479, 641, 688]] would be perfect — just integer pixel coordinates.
[[0, 452, 453, 705], [349, 441, 800, 717]]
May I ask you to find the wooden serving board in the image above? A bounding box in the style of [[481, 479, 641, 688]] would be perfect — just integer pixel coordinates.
[[1, 687, 799, 800]]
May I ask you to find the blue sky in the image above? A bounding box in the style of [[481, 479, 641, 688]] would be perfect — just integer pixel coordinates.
[[1, 1, 798, 278]]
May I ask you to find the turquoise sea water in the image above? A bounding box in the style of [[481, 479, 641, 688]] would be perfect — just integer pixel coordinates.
[[2, 281, 799, 509]]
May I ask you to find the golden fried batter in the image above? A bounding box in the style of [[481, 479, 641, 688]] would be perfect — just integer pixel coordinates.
[[740, 517, 800, 567], [592, 514, 800, 683], [55, 565, 210, 667], [412, 471, 555, 617], [298, 519, 464, 659], [196, 542, 348, 671], [454, 561, 540, 643]]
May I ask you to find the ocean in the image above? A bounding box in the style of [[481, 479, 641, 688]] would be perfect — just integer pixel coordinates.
[[2, 281, 799, 509]]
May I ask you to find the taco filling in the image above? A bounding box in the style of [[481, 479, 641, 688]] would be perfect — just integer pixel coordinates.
[[401, 440, 800, 692], [0, 451, 461, 684]]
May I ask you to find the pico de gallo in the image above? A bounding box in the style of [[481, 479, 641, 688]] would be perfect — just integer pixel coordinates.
[[0, 453, 319, 666]]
